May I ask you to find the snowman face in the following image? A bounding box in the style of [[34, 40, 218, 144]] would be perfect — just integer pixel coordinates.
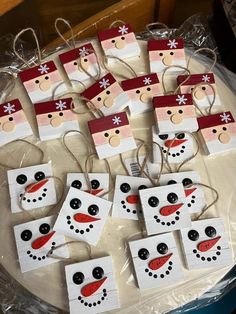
[[112, 175, 153, 220], [159, 171, 206, 214], [7, 163, 57, 213], [139, 183, 191, 235], [53, 187, 112, 245], [129, 233, 183, 290], [65, 256, 120, 314], [180, 218, 233, 270], [14, 215, 69, 273], [152, 127, 194, 164]]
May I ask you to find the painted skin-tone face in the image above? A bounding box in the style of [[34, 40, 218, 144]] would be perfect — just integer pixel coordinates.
[[23, 71, 62, 93], [0, 110, 27, 133], [149, 49, 185, 66], [101, 32, 137, 51], [64, 53, 97, 75]]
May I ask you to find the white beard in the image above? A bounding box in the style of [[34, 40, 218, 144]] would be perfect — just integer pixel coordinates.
[[157, 117, 199, 133], [0, 121, 33, 146], [66, 63, 100, 83], [105, 42, 141, 63], [203, 136, 236, 155], [100, 92, 130, 116], [150, 59, 187, 73], [129, 99, 153, 116]]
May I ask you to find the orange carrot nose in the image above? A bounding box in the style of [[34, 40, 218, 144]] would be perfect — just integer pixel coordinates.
[[164, 139, 187, 148], [159, 203, 183, 216], [126, 195, 139, 204], [85, 189, 103, 195], [73, 213, 101, 223], [31, 231, 55, 250], [25, 179, 48, 193], [197, 236, 221, 252], [148, 253, 172, 270], [81, 277, 107, 297], [184, 188, 196, 197]]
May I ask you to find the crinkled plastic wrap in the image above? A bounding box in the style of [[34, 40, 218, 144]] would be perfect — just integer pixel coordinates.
[[0, 14, 236, 314]]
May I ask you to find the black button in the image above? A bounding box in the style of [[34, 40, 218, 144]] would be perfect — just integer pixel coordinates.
[[92, 267, 104, 279], [91, 180, 100, 189], [73, 272, 84, 285], [138, 248, 150, 260], [48, 114, 52, 118], [148, 196, 159, 207], [21, 229, 32, 241], [138, 185, 147, 190], [205, 226, 216, 238], [120, 183, 131, 193], [88, 204, 99, 216], [16, 174, 27, 185], [39, 223, 50, 234], [176, 133, 185, 139], [70, 198, 82, 209], [59, 112, 63, 116], [9, 117, 13, 121], [182, 178, 193, 187], [71, 180, 82, 189], [34, 171, 45, 181], [157, 243, 168, 255], [167, 180, 177, 185], [188, 229, 199, 241], [158, 134, 168, 140], [167, 193, 178, 204]]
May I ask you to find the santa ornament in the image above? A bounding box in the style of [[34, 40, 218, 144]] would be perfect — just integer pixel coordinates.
[[14, 215, 69, 273], [34, 98, 79, 141], [148, 38, 187, 73], [153, 93, 198, 133], [98, 23, 140, 62], [197, 111, 236, 155], [121, 73, 162, 116], [129, 233, 183, 290], [81, 73, 130, 116], [65, 255, 120, 314], [180, 218, 233, 270], [88, 112, 136, 160], [0, 99, 33, 145]]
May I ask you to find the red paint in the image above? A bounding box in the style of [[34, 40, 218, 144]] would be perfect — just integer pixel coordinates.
[[126, 195, 139, 204], [164, 139, 187, 148], [26, 179, 48, 193], [85, 189, 103, 196], [81, 277, 107, 297], [73, 213, 101, 223], [160, 203, 183, 216], [184, 188, 196, 197], [197, 236, 221, 252], [31, 231, 55, 250], [148, 253, 173, 270]]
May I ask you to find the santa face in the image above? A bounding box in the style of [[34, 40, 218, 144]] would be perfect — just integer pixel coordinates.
[[7, 163, 57, 213], [112, 175, 152, 220], [0, 99, 32, 145], [66, 173, 109, 199], [152, 126, 194, 164], [14, 215, 69, 273], [139, 183, 191, 235], [65, 256, 120, 314], [18, 61, 67, 104], [159, 171, 206, 214], [53, 187, 112, 246], [98, 24, 140, 62], [148, 39, 186, 73], [88, 112, 137, 160], [180, 218, 233, 270], [129, 233, 183, 290], [34, 98, 79, 141]]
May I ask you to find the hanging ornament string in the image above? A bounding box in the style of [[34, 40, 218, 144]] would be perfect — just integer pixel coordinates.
[[109, 20, 127, 28], [102, 55, 138, 80], [54, 18, 76, 49], [13, 28, 42, 67], [162, 65, 191, 95], [191, 82, 216, 116], [51, 79, 86, 101], [187, 48, 217, 74], [146, 22, 169, 39], [76, 48, 102, 82], [72, 94, 104, 118]]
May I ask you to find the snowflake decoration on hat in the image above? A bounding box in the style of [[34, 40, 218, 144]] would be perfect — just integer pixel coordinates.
[[118, 25, 129, 35], [167, 39, 178, 49], [220, 112, 232, 123], [3, 103, 16, 114], [38, 64, 50, 75], [79, 47, 90, 57], [112, 115, 122, 125], [176, 94, 188, 105], [55, 100, 67, 111], [99, 78, 110, 89], [202, 75, 210, 83], [143, 77, 152, 85]]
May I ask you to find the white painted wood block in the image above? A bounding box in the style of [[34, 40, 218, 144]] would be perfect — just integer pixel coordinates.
[[129, 233, 183, 290], [14, 215, 69, 273], [65, 255, 120, 314], [179, 218, 234, 270], [53, 187, 112, 246]]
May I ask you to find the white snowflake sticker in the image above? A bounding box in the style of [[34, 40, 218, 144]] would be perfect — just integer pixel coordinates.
[[112, 116, 122, 125], [99, 78, 110, 89], [118, 25, 129, 35], [55, 100, 67, 111], [176, 94, 188, 105], [202, 75, 210, 83], [3, 103, 16, 114], [143, 77, 152, 85], [79, 47, 90, 57], [220, 112, 232, 123], [167, 39, 178, 49], [38, 64, 50, 75]]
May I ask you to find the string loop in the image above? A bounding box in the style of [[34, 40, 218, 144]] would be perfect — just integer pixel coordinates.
[[102, 55, 137, 79], [146, 22, 169, 39], [191, 82, 216, 116], [162, 65, 191, 95], [187, 48, 217, 73], [109, 20, 127, 28], [54, 18, 76, 49]]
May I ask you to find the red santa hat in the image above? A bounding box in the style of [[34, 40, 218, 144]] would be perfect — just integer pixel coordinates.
[[98, 24, 134, 42], [34, 98, 73, 115], [153, 93, 193, 108], [121, 73, 159, 91], [177, 73, 215, 86], [148, 38, 184, 51], [0, 99, 22, 117], [80, 73, 117, 100], [59, 43, 95, 65], [88, 112, 129, 134], [18, 61, 58, 83], [197, 111, 235, 130]]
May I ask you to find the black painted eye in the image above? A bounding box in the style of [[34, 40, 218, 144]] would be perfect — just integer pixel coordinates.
[[104, 133, 109, 137], [159, 53, 163, 56], [21, 229, 32, 241], [9, 117, 13, 121], [157, 243, 168, 255], [59, 112, 63, 116], [16, 174, 27, 185], [158, 134, 168, 140], [97, 97, 101, 101], [170, 52, 174, 55], [39, 223, 50, 234], [148, 196, 159, 207], [179, 109, 183, 114], [202, 86, 206, 91], [111, 40, 115, 43], [138, 185, 147, 190], [73, 272, 84, 285], [35, 80, 39, 84], [92, 267, 104, 279], [147, 87, 151, 91], [223, 127, 227, 131], [182, 178, 192, 187], [167, 192, 178, 204], [88, 204, 99, 216], [138, 248, 149, 260], [48, 114, 52, 118], [106, 90, 110, 95], [205, 226, 216, 238], [176, 133, 185, 139], [34, 171, 45, 181], [136, 90, 140, 94], [45, 76, 49, 80], [71, 180, 82, 189], [115, 129, 120, 134], [120, 183, 131, 193], [73, 61, 77, 65], [188, 229, 199, 241], [168, 180, 177, 185], [212, 129, 217, 134], [167, 110, 172, 115], [121, 36, 125, 40], [70, 198, 81, 209], [91, 179, 100, 189], [84, 58, 88, 62]]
